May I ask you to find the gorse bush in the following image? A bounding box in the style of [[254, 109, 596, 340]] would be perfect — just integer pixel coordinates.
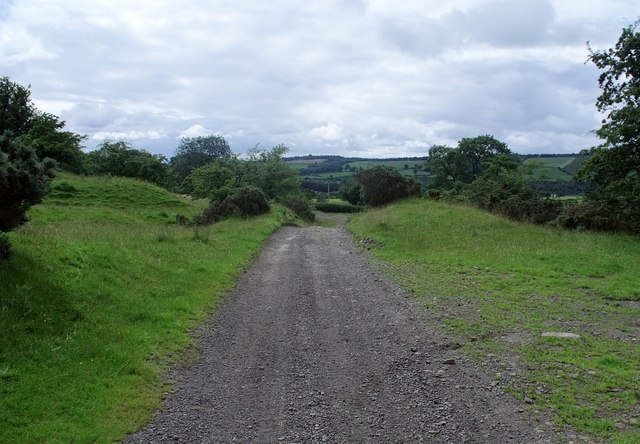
[[226, 186, 270, 216], [355, 165, 421, 207], [0, 135, 56, 235], [281, 194, 315, 221], [192, 186, 271, 226]]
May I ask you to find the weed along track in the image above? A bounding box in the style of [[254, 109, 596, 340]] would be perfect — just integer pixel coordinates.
[[126, 225, 559, 443]]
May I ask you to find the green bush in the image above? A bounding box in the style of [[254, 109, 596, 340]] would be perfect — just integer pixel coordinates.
[[355, 165, 421, 207], [0, 233, 11, 260], [338, 181, 362, 205], [191, 199, 235, 226], [315, 201, 363, 213], [225, 186, 270, 217], [556, 201, 623, 232], [281, 194, 315, 221], [0, 135, 55, 234]]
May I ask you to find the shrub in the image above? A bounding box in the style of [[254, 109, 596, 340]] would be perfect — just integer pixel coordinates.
[[425, 188, 442, 200], [338, 181, 362, 205], [0, 135, 55, 234], [225, 186, 270, 217], [191, 199, 234, 226], [314, 201, 363, 213], [281, 194, 315, 221], [0, 233, 12, 260], [355, 166, 421, 207], [556, 201, 623, 232], [493, 196, 562, 225]]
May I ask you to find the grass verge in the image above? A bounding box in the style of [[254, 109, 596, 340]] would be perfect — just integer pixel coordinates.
[[347, 198, 639, 443], [0, 173, 297, 443]]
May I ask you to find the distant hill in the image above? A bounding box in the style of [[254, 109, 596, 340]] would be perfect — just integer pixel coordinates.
[[287, 154, 589, 197]]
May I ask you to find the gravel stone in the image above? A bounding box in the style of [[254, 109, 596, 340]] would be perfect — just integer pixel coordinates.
[[125, 225, 562, 443]]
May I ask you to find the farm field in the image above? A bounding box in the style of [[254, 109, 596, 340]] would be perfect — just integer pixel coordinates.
[[347, 198, 640, 443], [287, 154, 584, 188]]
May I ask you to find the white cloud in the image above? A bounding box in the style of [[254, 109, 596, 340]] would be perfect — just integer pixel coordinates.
[[179, 124, 215, 139], [1, 0, 636, 157]]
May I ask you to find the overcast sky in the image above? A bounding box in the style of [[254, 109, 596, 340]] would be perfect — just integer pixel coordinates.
[[1, 1, 637, 158]]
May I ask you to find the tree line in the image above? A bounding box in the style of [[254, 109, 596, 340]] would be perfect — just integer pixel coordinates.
[[339, 21, 639, 233], [0, 77, 313, 259], [2, 20, 638, 257]]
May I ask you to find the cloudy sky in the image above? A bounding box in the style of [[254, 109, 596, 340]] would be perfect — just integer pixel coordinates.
[[1, 1, 637, 158]]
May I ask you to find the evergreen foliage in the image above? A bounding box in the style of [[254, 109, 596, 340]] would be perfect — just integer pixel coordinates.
[[0, 135, 56, 257]]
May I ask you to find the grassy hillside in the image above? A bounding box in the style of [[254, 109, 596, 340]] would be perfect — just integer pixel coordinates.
[[348, 199, 639, 443], [524, 156, 576, 181], [0, 173, 297, 443]]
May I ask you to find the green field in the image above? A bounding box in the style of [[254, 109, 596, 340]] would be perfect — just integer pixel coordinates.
[[288, 155, 581, 186], [348, 199, 639, 443], [0, 173, 297, 443], [524, 156, 577, 181]]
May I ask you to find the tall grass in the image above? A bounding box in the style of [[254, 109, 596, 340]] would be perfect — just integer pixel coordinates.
[[0, 173, 296, 443], [348, 198, 640, 443]]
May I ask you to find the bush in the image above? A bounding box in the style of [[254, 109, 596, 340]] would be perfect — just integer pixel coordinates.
[[493, 196, 562, 225], [338, 181, 362, 205], [0, 233, 12, 260], [355, 166, 421, 207], [425, 188, 442, 200], [0, 135, 55, 234], [225, 186, 270, 217], [281, 194, 315, 221], [314, 201, 363, 213], [556, 201, 623, 232], [191, 199, 235, 226]]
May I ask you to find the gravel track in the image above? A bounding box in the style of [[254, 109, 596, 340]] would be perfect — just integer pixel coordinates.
[[125, 224, 560, 443]]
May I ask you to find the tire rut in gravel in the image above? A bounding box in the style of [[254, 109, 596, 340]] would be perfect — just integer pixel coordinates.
[[125, 225, 561, 443]]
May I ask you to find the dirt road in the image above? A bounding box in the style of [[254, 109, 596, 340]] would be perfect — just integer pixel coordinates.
[[126, 224, 559, 443]]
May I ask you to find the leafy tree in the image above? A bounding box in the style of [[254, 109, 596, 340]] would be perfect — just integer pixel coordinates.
[[0, 135, 56, 258], [170, 135, 233, 181], [355, 165, 421, 206], [185, 158, 237, 200], [86, 141, 172, 187], [18, 113, 86, 173], [0, 76, 35, 136], [576, 21, 640, 232], [243, 144, 300, 199], [424, 144, 463, 190], [1, 76, 86, 174], [425, 135, 513, 190], [338, 180, 363, 205]]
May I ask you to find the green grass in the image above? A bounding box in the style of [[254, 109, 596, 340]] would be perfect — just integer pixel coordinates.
[[0, 173, 298, 443], [524, 157, 576, 181], [347, 199, 640, 443]]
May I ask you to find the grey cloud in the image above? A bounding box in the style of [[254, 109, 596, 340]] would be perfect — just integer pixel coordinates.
[[2, 0, 635, 158]]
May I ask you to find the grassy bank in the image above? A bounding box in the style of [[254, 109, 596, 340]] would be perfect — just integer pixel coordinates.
[[0, 173, 296, 443], [348, 198, 639, 443]]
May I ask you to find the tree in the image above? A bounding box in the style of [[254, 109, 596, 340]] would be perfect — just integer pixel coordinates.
[[243, 144, 300, 199], [170, 135, 233, 181], [355, 165, 421, 206], [576, 21, 640, 232], [185, 158, 237, 200], [86, 141, 172, 187], [425, 135, 515, 190], [18, 113, 86, 173], [0, 135, 56, 258], [338, 180, 363, 205], [0, 76, 35, 136]]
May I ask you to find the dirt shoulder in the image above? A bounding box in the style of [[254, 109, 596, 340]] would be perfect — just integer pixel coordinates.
[[125, 225, 561, 443]]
